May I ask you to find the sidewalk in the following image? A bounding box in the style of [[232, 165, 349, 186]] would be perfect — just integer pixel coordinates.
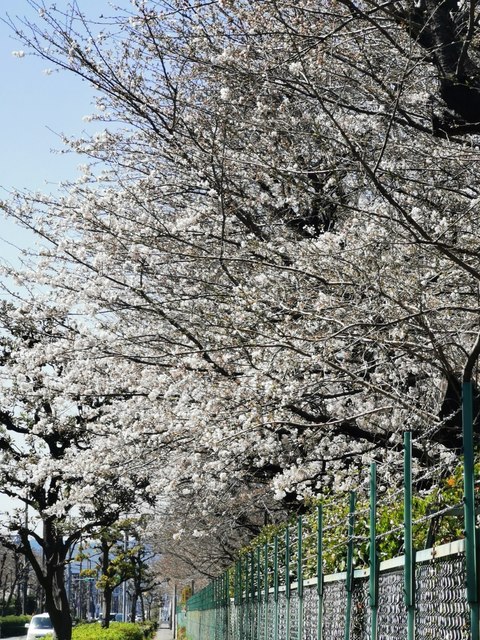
[[155, 625, 174, 640]]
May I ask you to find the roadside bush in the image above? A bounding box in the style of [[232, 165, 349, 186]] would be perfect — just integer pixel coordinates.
[[0, 615, 31, 638], [72, 622, 152, 640], [137, 621, 157, 638]]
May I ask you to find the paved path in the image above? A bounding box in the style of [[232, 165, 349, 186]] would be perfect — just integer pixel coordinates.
[[156, 625, 174, 640]]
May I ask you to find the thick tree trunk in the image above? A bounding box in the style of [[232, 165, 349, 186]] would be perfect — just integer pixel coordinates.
[[15, 520, 74, 640], [101, 587, 113, 629], [129, 592, 138, 623], [401, 0, 480, 130], [140, 593, 145, 623], [100, 536, 113, 628], [43, 526, 73, 640], [46, 596, 72, 640]]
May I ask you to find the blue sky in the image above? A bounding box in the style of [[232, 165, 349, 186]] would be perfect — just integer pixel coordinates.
[[0, 1, 129, 263]]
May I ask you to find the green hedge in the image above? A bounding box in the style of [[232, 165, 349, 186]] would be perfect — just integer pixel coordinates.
[[136, 621, 157, 638], [0, 615, 31, 637], [0, 618, 156, 640], [73, 622, 156, 640]]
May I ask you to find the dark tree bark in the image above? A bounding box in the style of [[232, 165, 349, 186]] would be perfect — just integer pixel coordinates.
[[392, 0, 480, 131]]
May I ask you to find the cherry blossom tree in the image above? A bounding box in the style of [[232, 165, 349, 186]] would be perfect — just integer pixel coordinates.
[[0, 301, 154, 640], [3, 0, 480, 577]]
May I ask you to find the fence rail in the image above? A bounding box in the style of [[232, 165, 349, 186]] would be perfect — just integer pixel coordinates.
[[183, 382, 479, 640]]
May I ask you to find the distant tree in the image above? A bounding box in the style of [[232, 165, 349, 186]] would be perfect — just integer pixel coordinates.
[[0, 544, 24, 615], [80, 519, 155, 627], [125, 525, 158, 622]]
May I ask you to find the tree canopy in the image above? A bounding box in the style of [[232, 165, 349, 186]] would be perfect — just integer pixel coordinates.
[[2, 0, 480, 586]]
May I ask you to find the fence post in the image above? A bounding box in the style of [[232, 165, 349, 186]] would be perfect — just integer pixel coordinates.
[[212, 581, 215, 639], [239, 559, 244, 640], [250, 552, 255, 640], [404, 431, 415, 640], [264, 542, 269, 640], [235, 562, 241, 640], [316, 505, 323, 640], [256, 547, 261, 640], [274, 535, 279, 640], [344, 491, 356, 640], [217, 578, 221, 640], [297, 516, 304, 640], [213, 579, 216, 640], [463, 380, 479, 640], [285, 526, 291, 640], [369, 463, 378, 640], [246, 555, 250, 640], [225, 570, 230, 640]]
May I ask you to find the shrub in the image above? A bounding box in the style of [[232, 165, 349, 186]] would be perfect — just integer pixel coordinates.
[[237, 462, 471, 577], [137, 621, 157, 638], [72, 622, 148, 640], [0, 615, 31, 638]]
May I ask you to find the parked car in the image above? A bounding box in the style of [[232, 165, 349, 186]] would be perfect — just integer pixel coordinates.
[[111, 613, 124, 622], [98, 612, 124, 623], [25, 613, 55, 640]]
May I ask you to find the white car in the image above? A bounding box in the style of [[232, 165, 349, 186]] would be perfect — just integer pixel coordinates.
[[25, 614, 54, 640]]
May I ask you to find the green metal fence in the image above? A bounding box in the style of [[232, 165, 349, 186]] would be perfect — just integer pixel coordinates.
[[184, 382, 479, 640]]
